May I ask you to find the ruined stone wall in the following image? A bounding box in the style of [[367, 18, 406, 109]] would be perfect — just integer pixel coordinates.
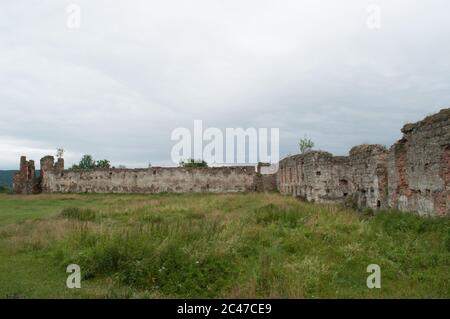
[[40, 158, 258, 194], [278, 145, 396, 211], [349, 145, 388, 210], [254, 162, 278, 192], [278, 152, 353, 204], [388, 109, 450, 216], [12, 108, 449, 216], [13, 156, 39, 194], [255, 173, 277, 192], [15, 157, 277, 195], [278, 108, 449, 216]]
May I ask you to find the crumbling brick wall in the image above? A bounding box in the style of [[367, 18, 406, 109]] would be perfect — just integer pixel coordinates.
[[278, 108, 449, 216], [388, 109, 450, 216], [12, 156, 39, 194], [40, 156, 64, 193]]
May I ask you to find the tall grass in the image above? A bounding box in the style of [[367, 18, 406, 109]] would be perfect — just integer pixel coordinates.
[[0, 193, 449, 298], [60, 207, 97, 221]]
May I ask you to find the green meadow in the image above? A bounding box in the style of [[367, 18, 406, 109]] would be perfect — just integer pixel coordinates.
[[0, 193, 449, 298]]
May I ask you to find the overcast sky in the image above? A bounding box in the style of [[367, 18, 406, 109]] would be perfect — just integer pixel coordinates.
[[1, 0, 449, 169]]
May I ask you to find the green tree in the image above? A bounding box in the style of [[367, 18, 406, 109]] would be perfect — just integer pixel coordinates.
[[72, 155, 112, 170], [72, 155, 96, 170], [299, 137, 314, 154], [96, 159, 111, 169], [179, 158, 208, 168]]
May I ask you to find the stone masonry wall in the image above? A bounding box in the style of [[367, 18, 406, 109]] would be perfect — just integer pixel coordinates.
[[39, 158, 258, 194], [12, 108, 449, 216], [349, 145, 388, 210], [278, 144, 400, 212], [278, 151, 353, 204], [387, 108, 450, 216], [279, 108, 449, 216], [12, 156, 39, 194]]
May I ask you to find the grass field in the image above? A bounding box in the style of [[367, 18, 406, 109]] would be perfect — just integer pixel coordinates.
[[0, 192, 449, 298]]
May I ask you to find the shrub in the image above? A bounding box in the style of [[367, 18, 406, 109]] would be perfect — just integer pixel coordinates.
[[179, 159, 208, 168], [0, 186, 11, 193], [72, 155, 96, 170], [72, 155, 111, 170], [299, 137, 314, 154], [95, 159, 111, 169]]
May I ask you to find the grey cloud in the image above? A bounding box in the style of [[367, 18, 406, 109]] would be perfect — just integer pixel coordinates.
[[0, 0, 449, 169]]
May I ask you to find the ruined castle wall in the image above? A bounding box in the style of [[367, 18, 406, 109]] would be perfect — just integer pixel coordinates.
[[13, 156, 39, 194], [388, 109, 450, 216], [349, 145, 388, 210], [278, 145, 389, 210], [254, 173, 277, 192], [262, 174, 277, 191], [278, 109, 449, 216], [279, 152, 353, 204], [13, 108, 449, 216], [41, 165, 257, 194], [254, 163, 278, 192]]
